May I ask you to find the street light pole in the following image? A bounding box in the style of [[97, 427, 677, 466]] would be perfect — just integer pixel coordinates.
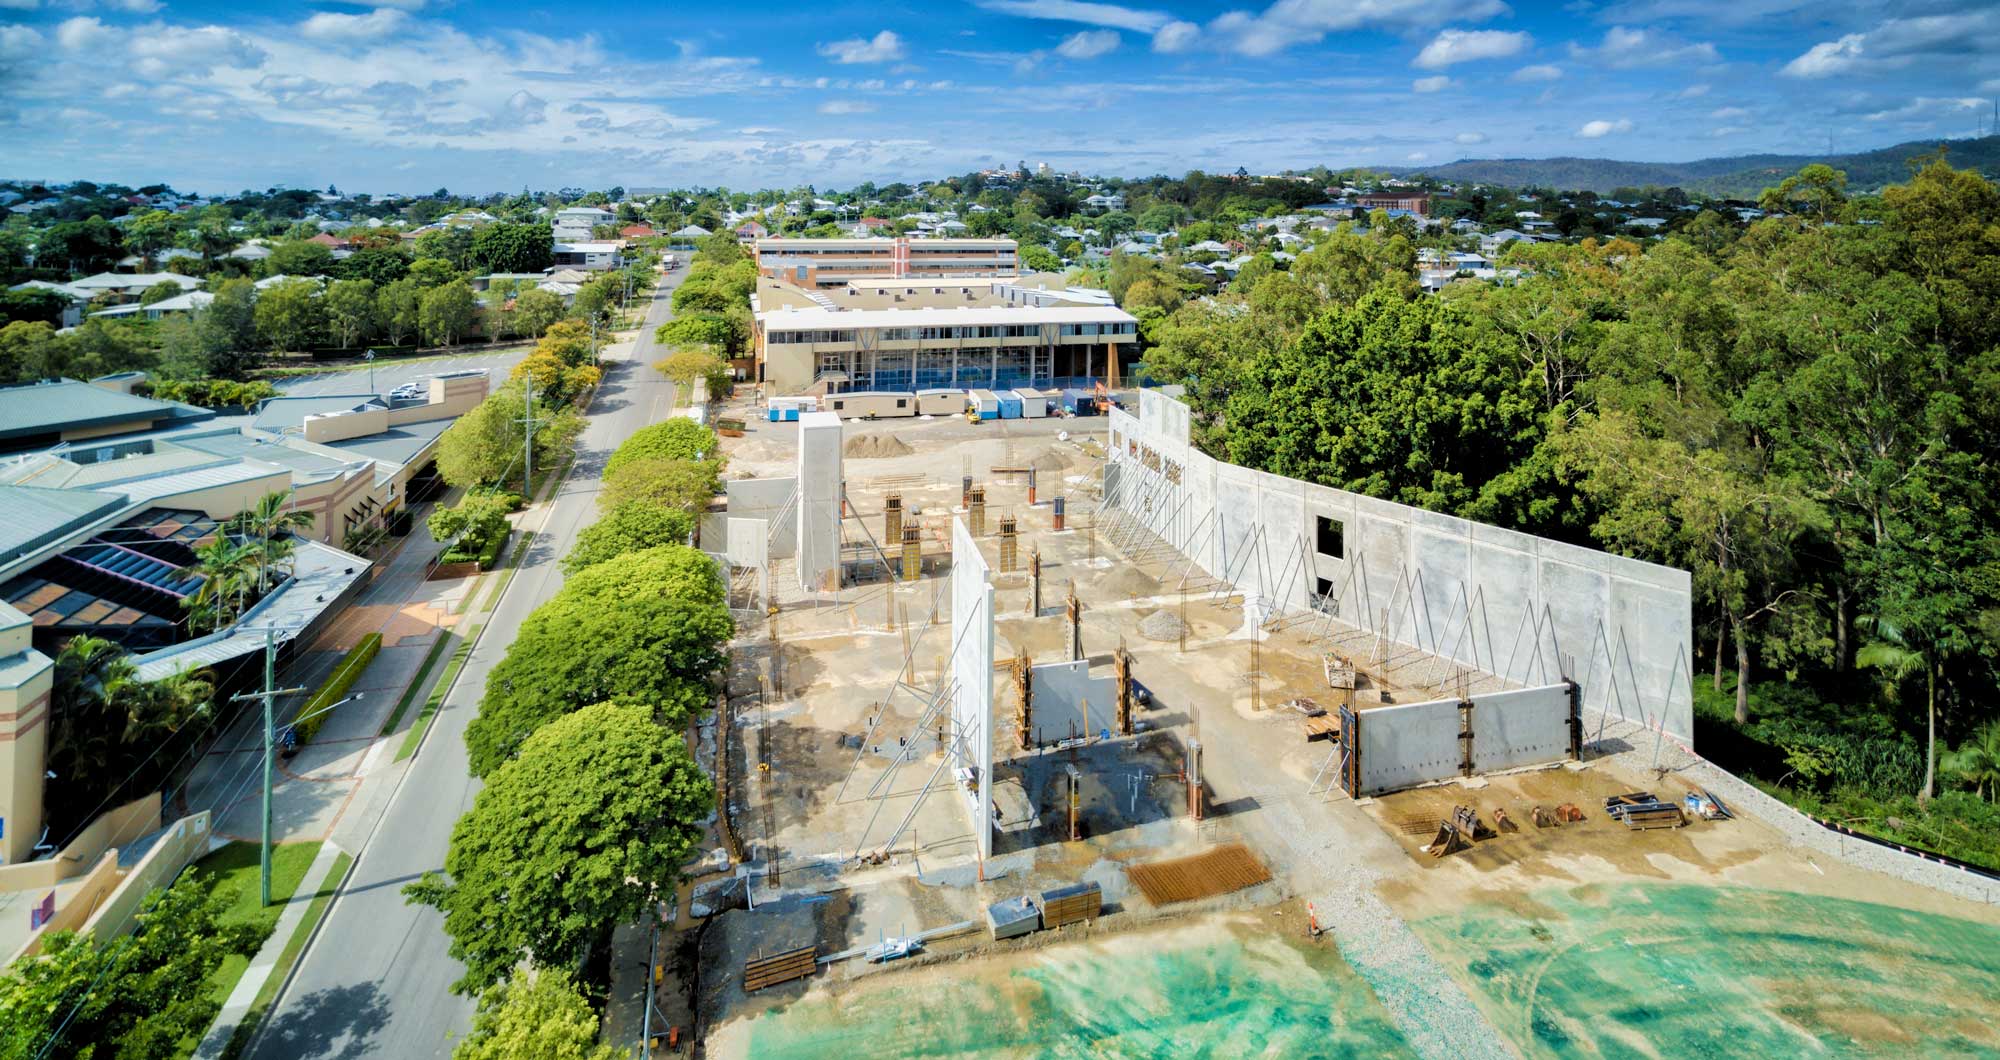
[[365, 348, 377, 397]]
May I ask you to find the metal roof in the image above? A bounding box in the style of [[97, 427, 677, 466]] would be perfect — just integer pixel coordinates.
[[251, 394, 385, 433], [0, 484, 126, 563], [317, 417, 452, 469], [0, 379, 215, 442], [134, 538, 372, 681]]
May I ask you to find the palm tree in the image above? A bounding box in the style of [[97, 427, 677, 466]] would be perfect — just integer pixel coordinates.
[[178, 536, 261, 633], [1942, 722, 2000, 802], [1855, 615, 1937, 803], [234, 491, 316, 592], [49, 636, 137, 787]]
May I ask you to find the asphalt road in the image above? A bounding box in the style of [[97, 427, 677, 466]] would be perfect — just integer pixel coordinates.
[[246, 272, 683, 1059]]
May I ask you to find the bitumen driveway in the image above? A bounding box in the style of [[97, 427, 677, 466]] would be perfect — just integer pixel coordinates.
[[245, 273, 685, 1059]]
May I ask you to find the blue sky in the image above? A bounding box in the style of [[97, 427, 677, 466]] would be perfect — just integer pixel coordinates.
[[0, 0, 1996, 194]]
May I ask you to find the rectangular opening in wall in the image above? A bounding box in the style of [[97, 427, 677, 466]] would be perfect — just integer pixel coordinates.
[[1316, 516, 1344, 558], [1313, 576, 1337, 612]]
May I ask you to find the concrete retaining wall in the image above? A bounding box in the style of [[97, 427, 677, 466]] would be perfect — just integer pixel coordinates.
[[1105, 392, 1694, 745], [1469, 685, 1572, 774], [1357, 698, 1462, 796]]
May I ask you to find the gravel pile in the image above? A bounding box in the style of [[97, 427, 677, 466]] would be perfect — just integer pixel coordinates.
[[844, 433, 915, 458], [1138, 609, 1188, 642], [1028, 446, 1074, 471]]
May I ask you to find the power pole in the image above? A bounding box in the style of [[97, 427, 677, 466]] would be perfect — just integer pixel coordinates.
[[517, 375, 537, 499], [229, 629, 306, 907]]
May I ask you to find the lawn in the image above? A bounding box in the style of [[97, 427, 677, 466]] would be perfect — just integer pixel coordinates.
[[170, 840, 327, 1059]]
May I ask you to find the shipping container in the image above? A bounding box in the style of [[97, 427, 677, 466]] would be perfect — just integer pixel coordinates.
[[766, 396, 819, 422], [1060, 388, 1096, 416], [1011, 389, 1051, 418], [996, 393, 1023, 419]]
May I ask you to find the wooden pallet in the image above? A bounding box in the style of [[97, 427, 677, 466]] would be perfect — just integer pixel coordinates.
[[1127, 843, 1273, 906], [743, 945, 817, 992], [1302, 714, 1341, 742]]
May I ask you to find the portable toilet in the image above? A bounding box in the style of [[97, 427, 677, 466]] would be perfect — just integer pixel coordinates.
[[967, 389, 1000, 421], [1012, 389, 1050, 418], [1060, 388, 1096, 416], [917, 388, 962, 416], [996, 391, 1023, 419]]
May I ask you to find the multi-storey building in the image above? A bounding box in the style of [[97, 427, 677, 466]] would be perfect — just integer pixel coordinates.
[[750, 275, 1135, 393], [753, 236, 1018, 288]]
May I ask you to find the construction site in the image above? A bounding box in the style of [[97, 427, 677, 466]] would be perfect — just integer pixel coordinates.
[[661, 390, 2000, 1059]]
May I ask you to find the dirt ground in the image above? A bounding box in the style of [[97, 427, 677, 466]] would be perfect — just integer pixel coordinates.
[[676, 390, 2000, 1057]]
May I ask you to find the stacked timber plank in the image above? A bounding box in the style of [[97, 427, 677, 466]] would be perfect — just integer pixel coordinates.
[[1039, 882, 1103, 927], [743, 946, 817, 992]]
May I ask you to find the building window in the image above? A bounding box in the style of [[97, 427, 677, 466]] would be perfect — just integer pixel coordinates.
[[1316, 516, 1344, 558], [896, 398, 908, 408]]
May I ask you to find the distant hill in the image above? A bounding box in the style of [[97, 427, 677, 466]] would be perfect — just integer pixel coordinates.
[[1406, 135, 2000, 198]]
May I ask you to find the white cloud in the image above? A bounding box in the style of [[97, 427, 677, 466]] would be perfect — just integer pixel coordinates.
[[1675, 83, 1710, 99], [0, 24, 40, 60], [1412, 75, 1454, 93], [126, 25, 266, 78], [1152, 19, 1198, 52], [102, 0, 162, 11], [1211, 0, 1511, 58], [975, 0, 1173, 33], [0, 0, 38, 10], [299, 9, 410, 43], [817, 30, 906, 64], [818, 99, 877, 115], [1413, 28, 1529, 69], [1709, 106, 1749, 120], [1454, 131, 1487, 144], [1056, 29, 1120, 58], [1509, 63, 1561, 82], [1710, 125, 1748, 137], [1862, 96, 1983, 124], [1782, 12, 2000, 79], [1569, 26, 1718, 68], [54, 16, 115, 51], [1407, 151, 1428, 161], [1577, 117, 1633, 138]]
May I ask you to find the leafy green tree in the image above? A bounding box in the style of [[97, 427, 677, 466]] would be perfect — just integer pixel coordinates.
[[331, 245, 412, 286], [415, 226, 476, 270], [435, 386, 584, 488], [268, 240, 336, 276], [1943, 721, 2000, 801], [64, 318, 154, 379], [139, 280, 184, 307], [124, 209, 182, 263], [0, 320, 66, 385], [1019, 244, 1061, 272], [39, 215, 124, 274], [463, 597, 731, 776], [429, 493, 514, 552], [0, 873, 259, 1059], [324, 278, 379, 348], [206, 276, 261, 358], [560, 544, 724, 608], [470, 222, 555, 273], [562, 501, 696, 574], [419, 280, 477, 346], [604, 418, 717, 475], [454, 968, 622, 1060], [45, 637, 213, 830], [601, 456, 720, 514], [513, 287, 567, 338], [233, 490, 319, 592], [376, 278, 422, 345], [411, 703, 714, 993], [254, 277, 328, 353], [407, 257, 460, 289]]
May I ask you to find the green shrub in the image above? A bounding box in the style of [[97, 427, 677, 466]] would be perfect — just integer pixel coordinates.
[[603, 419, 718, 477], [294, 633, 380, 743]]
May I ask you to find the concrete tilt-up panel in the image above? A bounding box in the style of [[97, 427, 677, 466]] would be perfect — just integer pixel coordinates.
[[796, 412, 843, 591], [951, 517, 994, 861]]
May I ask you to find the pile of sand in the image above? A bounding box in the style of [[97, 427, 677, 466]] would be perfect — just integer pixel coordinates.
[[1101, 566, 1161, 599], [844, 433, 915, 459], [1027, 447, 1074, 471], [1138, 609, 1188, 642]]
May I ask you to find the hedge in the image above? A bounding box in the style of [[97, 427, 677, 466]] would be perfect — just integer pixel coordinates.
[[293, 633, 381, 744]]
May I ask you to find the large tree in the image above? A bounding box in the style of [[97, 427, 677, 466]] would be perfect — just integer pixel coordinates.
[[419, 280, 477, 346], [471, 222, 555, 274], [562, 501, 697, 574], [454, 968, 621, 1060], [559, 543, 724, 607], [435, 387, 584, 488], [254, 278, 328, 353], [462, 596, 731, 776], [603, 418, 718, 476], [408, 703, 714, 992]]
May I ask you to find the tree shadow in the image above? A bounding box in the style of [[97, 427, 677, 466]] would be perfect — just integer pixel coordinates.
[[250, 982, 392, 1060]]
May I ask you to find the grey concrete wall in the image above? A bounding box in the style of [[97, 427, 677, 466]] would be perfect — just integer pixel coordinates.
[[1028, 659, 1117, 742], [796, 412, 844, 591], [724, 518, 768, 570], [1468, 684, 1572, 774], [722, 477, 797, 559], [1357, 698, 1462, 796], [1106, 393, 1694, 744], [951, 516, 994, 860]]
